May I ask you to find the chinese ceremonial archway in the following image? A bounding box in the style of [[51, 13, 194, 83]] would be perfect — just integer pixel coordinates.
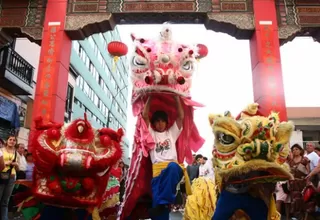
[[107, 41, 128, 71], [195, 44, 208, 61]]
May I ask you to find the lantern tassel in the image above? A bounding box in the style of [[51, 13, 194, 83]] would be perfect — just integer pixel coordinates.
[[112, 56, 119, 72]]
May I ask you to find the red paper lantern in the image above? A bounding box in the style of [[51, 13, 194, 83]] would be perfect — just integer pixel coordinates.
[[107, 41, 128, 62], [196, 44, 208, 59]]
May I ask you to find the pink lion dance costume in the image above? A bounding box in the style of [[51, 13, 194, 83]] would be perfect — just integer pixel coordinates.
[[26, 114, 124, 219], [118, 25, 207, 220]]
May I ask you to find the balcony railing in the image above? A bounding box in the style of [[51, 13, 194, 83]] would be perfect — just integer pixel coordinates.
[[0, 46, 34, 86]]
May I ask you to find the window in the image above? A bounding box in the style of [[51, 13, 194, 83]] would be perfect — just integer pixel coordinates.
[[79, 47, 85, 61], [97, 53, 103, 66], [72, 41, 80, 54], [76, 76, 84, 88], [65, 84, 74, 123], [104, 106, 108, 116], [88, 36, 95, 49], [83, 82, 90, 96], [94, 94, 99, 106], [104, 65, 111, 79]]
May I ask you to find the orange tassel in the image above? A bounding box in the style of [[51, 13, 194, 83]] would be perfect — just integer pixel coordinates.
[[112, 56, 119, 72]]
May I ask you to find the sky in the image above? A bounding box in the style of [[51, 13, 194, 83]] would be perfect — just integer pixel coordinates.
[[117, 24, 320, 159]]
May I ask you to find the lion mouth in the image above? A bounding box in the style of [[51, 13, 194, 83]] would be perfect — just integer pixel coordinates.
[[227, 169, 290, 185], [220, 160, 293, 185], [136, 85, 187, 94]]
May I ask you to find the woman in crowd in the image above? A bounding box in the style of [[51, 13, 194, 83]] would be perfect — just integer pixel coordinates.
[[276, 144, 310, 220], [0, 135, 18, 220]]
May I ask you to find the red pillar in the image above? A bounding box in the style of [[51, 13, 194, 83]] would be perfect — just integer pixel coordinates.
[[28, 0, 71, 151], [250, 0, 287, 121]]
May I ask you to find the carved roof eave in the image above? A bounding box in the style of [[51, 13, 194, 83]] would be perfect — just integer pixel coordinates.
[[65, 13, 115, 40], [0, 27, 43, 46], [207, 12, 255, 30], [278, 25, 301, 46], [20, 27, 43, 44], [205, 12, 254, 39], [206, 13, 310, 46]]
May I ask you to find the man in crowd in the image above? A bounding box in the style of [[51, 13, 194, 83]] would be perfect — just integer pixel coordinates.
[[305, 142, 320, 187], [306, 142, 319, 171], [187, 154, 199, 184], [16, 143, 27, 179], [196, 154, 214, 180]]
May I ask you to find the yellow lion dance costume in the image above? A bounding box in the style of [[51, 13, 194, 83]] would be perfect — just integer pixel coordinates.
[[185, 103, 294, 220]]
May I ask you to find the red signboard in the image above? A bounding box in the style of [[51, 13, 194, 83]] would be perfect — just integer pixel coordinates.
[[259, 24, 279, 108], [38, 22, 60, 122]]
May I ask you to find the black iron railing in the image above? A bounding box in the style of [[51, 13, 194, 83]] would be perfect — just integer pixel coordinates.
[[0, 46, 34, 86]]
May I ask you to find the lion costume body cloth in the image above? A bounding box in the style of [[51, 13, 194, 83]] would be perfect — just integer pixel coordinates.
[[118, 26, 206, 220], [184, 104, 294, 220]]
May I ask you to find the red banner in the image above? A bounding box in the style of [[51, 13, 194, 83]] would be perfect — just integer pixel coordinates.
[[38, 23, 60, 122], [259, 24, 279, 108]]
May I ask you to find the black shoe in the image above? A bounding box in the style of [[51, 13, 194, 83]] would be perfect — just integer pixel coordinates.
[[148, 204, 169, 217]]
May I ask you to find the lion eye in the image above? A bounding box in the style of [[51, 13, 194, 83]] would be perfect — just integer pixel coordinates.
[[217, 132, 235, 145], [181, 61, 193, 71], [132, 56, 147, 66]]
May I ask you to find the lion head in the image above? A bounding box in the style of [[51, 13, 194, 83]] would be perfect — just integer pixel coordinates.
[[209, 104, 294, 189], [130, 25, 207, 103]]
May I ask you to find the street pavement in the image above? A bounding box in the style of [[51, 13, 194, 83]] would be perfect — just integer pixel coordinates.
[[9, 211, 184, 220], [144, 211, 183, 220], [9, 213, 24, 220], [170, 211, 183, 220]]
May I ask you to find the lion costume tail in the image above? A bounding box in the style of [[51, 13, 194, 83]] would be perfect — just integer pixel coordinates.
[[184, 177, 216, 220]]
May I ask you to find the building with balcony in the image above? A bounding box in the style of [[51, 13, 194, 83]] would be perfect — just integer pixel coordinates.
[[69, 27, 130, 164], [0, 38, 36, 144]]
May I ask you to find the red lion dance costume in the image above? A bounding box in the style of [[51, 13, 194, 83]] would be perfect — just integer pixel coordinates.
[[118, 25, 207, 220], [16, 114, 124, 220]]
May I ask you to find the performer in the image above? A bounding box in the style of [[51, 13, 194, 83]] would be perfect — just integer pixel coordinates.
[[142, 95, 184, 218], [118, 25, 208, 220], [185, 103, 294, 220]]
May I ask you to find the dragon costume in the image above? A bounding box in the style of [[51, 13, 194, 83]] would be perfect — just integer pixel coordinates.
[[184, 103, 294, 220], [118, 25, 207, 220], [16, 114, 124, 220]]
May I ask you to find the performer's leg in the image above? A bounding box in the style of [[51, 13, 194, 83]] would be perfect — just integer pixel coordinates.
[[242, 195, 268, 220], [151, 208, 170, 220], [150, 172, 170, 220], [212, 190, 243, 220], [40, 205, 65, 220], [150, 162, 183, 219], [75, 209, 92, 220], [155, 162, 183, 205], [212, 190, 268, 220]]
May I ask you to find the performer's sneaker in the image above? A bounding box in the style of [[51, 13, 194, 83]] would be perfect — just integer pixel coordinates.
[[148, 204, 169, 217]]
